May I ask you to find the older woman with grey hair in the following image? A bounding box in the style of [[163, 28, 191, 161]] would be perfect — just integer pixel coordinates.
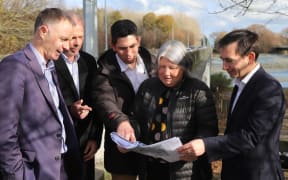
[[134, 40, 218, 180]]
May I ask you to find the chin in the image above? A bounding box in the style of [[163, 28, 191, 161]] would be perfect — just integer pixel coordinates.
[[164, 83, 174, 87], [126, 59, 135, 64], [53, 54, 60, 60]]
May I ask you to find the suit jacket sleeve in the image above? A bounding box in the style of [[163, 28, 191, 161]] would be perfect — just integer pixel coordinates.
[[0, 57, 24, 179], [91, 52, 129, 131], [80, 51, 104, 148]]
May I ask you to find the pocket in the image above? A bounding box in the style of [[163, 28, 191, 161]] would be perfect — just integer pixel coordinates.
[[22, 150, 36, 162], [22, 150, 36, 180]]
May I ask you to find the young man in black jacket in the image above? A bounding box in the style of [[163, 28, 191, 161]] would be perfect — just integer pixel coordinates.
[[92, 19, 154, 180]]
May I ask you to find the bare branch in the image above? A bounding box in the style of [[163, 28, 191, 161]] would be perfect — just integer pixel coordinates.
[[210, 0, 288, 17]]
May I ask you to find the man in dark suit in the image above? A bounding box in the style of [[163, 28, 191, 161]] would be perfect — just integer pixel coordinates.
[[178, 29, 286, 180], [0, 8, 82, 180], [54, 11, 103, 180]]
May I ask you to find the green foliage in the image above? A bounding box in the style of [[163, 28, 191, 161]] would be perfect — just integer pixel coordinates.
[[210, 72, 232, 92], [156, 15, 174, 33], [143, 12, 156, 31], [0, 1, 36, 55], [108, 10, 123, 26]]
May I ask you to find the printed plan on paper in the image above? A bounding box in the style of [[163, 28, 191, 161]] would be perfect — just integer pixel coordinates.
[[110, 132, 182, 162]]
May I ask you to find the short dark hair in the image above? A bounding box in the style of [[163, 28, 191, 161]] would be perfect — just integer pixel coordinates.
[[34, 8, 74, 33], [110, 19, 138, 45], [218, 29, 259, 60]]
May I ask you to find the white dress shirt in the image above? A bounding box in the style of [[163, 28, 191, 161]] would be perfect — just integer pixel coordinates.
[[30, 43, 67, 153], [116, 54, 149, 93]]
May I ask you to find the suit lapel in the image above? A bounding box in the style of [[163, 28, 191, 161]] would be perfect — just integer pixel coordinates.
[[23, 45, 59, 117], [78, 57, 88, 98], [233, 67, 264, 115], [51, 69, 72, 121], [52, 68, 77, 136], [55, 57, 79, 99], [228, 67, 264, 128]]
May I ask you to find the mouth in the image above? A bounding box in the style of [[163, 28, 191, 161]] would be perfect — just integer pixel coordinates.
[[163, 78, 172, 82], [70, 48, 77, 53], [126, 57, 133, 61]]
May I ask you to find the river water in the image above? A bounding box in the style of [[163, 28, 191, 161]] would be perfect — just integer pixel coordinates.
[[211, 54, 288, 88]]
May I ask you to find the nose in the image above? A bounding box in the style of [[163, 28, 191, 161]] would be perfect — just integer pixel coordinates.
[[62, 41, 70, 51], [163, 67, 170, 75], [73, 38, 80, 47], [222, 61, 228, 71], [126, 47, 133, 57]]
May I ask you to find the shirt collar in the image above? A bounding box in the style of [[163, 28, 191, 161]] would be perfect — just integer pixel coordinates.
[[61, 53, 80, 64], [116, 54, 144, 72], [29, 43, 54, 73], [233, 63, 260, 89]]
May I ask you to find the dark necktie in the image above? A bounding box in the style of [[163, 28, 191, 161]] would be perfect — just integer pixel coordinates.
[[230, 85, 239, 113]]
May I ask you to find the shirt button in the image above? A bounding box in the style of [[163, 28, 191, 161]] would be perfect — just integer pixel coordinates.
[[55, 155, 61, 161], [56, 133, 61, 138]]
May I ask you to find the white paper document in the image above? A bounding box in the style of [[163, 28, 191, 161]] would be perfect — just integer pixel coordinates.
[[110, 132, 183, 162]]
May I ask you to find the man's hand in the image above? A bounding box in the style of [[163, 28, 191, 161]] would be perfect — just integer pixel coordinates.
[[70, 99, 92, 119], [83, 140, 98, 161], [177, 139, 205, 162]]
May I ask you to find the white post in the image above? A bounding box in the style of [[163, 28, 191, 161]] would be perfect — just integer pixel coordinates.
[[104, 0, 108, 50], [83, 0, 98, 59]]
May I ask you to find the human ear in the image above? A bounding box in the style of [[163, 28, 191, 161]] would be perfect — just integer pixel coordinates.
[[39, 25, 48, 39], [248, 51, 256, 64], [136, 36, 141, 45]]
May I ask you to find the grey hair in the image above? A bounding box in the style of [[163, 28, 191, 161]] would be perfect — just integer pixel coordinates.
[[34, 8, 74, 33], [65, 10, 84, 27], [157, 40, 187, 66]]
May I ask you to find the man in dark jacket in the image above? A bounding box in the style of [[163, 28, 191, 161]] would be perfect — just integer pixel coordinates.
[[55, 11, 103, 180], [92, 19, 154, 180], [178, 29, 286, 180]]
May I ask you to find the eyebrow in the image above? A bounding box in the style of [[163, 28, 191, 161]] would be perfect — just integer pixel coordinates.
[[117, 43, 137, 49], [220, 56, 234, 60]]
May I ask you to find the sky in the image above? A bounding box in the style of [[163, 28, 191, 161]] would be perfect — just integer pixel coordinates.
[[63, 0, 288, 37]]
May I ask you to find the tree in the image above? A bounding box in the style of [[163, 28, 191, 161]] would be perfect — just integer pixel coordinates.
[[2, 0, 49, 12], [156, 15, 174, 33], [210, 31, 227, 52], [213, 0, 288, 16], [281, 28, 288, 38], [155, 15, 174, 44], [142, 12, 157, 48], [248, 24, 282, 52], [143, 12, 156, 31], [173, 12, 201, 47], [0, 0, 59, 56], [108, 10, 123, 26], [210, 72, 232, 93], [280, 28, 288, 45]]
